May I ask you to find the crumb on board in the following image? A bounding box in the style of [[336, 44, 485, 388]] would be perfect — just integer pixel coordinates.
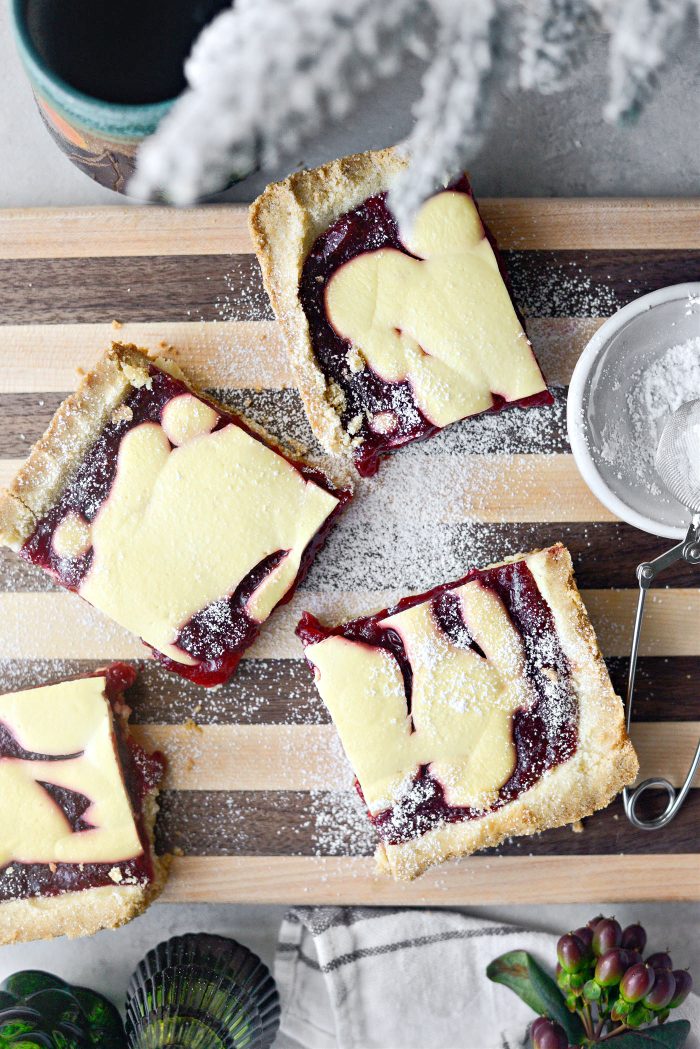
[[111, 404, 133, 425]]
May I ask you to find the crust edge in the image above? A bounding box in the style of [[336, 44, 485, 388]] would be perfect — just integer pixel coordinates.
[[0, 786, 169, 946], [0, 669, 169, 945], [0, 345, 143, 550], [249, 147, 408, 460]]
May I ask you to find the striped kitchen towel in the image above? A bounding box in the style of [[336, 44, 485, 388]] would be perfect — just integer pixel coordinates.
[[274, 908, 700, 1049]]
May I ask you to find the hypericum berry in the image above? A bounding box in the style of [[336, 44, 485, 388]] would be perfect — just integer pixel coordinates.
[[556, 967, 570, 991], [620, 963, 656, 1004], [572, 926, 594, 952], [627, 1002, 653, 1028], [669, 969, 693, 1007], [611, 997, 631, 1020], [595, 948, 630, 987], [587, 914, 605, 930], [569, 971, 586, 993], [530, 1017, 568, 1049], [583, 979, 602, 1002], [644, 969, 676, 1011], [647, 951, 673, 971], [557, 933, 588, 973], [592, 918, 622, 957], [621, 923, 647, 953]]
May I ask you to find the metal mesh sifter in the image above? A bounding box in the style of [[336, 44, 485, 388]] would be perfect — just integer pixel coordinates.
[[624, 398, 700, 829]]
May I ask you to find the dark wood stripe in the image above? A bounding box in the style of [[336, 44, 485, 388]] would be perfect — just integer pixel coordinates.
[[606, 657, 700, 721], [0, 658, 325, 724], [0, 393, 65, 456], [0, 387, 568, 458], [0, 256, 272, 325], [0, 550, 56, 591], [505, 249, 700, 318], [308, 520, 699, 593], [154, 789, 700, 857], [2, 251, 700, 325], [0, 656, 696, 720]]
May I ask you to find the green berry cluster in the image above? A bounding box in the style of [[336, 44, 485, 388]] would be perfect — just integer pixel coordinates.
[[530, 916, 692, 1046]]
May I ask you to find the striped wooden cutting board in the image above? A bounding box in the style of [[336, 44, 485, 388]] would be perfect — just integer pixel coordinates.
[[1, 200, 699, 905]]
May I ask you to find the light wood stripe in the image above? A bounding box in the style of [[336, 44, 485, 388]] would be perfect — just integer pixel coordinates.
[[442, 454, 615, 524], [133, 722, 700, 791], [0, 206, 253, 260], [161, 853, 700, 904], [0, 321, 288, 393], [3, 201, 700, 259], [136, 724, 350, 791], [0, 588, 698, 660], [0, 453, 615, 522], [0, 317, 591, 393]]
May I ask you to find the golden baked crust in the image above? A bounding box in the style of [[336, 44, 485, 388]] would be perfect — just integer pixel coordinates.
[[0, 349, 136, 550], [249, 147, 408, 458], [0, 770, 168, 945], [0, 852, 168, 944], [307, 543, 639, 881]]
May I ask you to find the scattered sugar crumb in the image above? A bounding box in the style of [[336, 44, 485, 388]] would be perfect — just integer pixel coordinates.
[[111, 404, 133, 425]]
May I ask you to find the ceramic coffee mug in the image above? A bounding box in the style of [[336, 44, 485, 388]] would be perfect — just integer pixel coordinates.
[[10, 0, 175, 194]]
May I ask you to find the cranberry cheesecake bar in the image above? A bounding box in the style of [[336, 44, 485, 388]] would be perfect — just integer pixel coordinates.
[[0, 664, 165, 943], [298, 544, 638, 880], [0, 343, 351, 686], [250, 148, 552, 476]]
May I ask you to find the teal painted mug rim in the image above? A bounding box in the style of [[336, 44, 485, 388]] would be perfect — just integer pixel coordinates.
[[10, 0, 176, 138]]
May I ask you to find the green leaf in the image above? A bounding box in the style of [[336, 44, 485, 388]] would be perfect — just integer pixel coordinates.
[[486, 950, 585, 1043], [609, 1020, 690, 1049]]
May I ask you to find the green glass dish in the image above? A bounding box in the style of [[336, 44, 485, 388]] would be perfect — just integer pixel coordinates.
[[125, 934, 280, 1049], [0, 969, 125, 1048]]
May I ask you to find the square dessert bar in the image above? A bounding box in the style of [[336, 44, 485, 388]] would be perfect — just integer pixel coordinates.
[[0, 664, 165, 943], [0, 343, 351, 687], [297, 544, 638, 880], [250, 147, 552, 477]]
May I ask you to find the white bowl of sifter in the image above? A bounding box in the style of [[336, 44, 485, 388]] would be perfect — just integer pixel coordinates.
[[567, 282, 700, 540]]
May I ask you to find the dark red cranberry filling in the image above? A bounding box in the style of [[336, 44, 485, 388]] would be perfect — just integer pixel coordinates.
[[298, 560, 577, 846], [299, 178, 553, 477], [0, 663, 165, 902], [20, 367, 350, 688]]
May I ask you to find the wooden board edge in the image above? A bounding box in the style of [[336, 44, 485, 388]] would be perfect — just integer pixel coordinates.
[[161, 854, 700, 904]]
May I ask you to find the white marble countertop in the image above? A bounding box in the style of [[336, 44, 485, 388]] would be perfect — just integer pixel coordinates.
[[1, 2, 699, 1021]]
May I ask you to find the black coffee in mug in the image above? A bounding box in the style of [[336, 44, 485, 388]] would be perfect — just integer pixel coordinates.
[[23, 0, 231, 105]]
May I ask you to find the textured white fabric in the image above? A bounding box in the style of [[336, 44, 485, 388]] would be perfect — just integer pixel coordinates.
[[275, 907, 700, 1049]]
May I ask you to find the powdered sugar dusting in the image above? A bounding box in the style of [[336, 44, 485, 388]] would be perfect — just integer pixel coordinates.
[[600, 337, 700, 498], [509, 256, 624, 318]]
